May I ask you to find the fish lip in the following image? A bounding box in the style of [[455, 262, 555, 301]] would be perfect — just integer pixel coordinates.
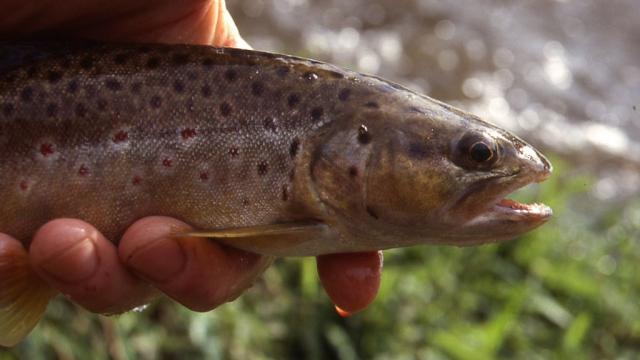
[[486, 198, 553, 223], [465, 171, 552, 227], [451, 160, 552, 227]]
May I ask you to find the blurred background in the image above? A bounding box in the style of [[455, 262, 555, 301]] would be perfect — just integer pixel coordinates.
[[4, 0, 640, 358]]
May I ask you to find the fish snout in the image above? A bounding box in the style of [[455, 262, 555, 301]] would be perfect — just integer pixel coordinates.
[[517, 143, 552, 182]]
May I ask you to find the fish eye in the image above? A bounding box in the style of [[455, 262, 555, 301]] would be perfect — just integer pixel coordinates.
[[452, 133, 498, 170], [469, 142, 493, 163]]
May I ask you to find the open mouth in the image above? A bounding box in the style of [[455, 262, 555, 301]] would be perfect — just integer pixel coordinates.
[[491, 197, 553, 221], [481, 167, 553, 224]]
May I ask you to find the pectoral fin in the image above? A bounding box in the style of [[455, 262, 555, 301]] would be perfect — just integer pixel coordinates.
[[0, 239, 56, 347], [175, 221, 329, 256]]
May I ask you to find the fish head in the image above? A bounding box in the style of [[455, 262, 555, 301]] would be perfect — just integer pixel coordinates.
[[310, 92, 552, 248]]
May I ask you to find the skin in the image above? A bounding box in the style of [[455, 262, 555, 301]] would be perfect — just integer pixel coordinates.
[[0, 0, 381, 315]]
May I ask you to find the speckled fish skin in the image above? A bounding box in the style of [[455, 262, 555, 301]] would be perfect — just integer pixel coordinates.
[[0, 41, 552, 256]]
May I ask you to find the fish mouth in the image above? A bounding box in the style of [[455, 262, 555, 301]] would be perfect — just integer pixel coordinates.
[[483, 197, 552, 224], [481, 168, 552, 224], [449, 167, 552, 244]]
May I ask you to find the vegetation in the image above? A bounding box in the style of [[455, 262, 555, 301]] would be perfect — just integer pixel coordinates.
[[2, 157, 639, 359]]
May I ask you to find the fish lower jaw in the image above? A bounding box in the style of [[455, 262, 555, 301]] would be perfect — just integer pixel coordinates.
[[464, 198, 552, 227], [491, 198, 552, 221]]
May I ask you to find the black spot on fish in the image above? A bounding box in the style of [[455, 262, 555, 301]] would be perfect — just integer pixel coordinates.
[[289, 168, 296, 181], [80, 57, 93, 70], [242, 198, 250, 207], [97, 98, 108, 111], [201, 85, 211, 97], [349, 166, 358, 177], [365, 101, 379, 109], [171, 53, 189, 65], [20, 87, 33, 102], [287, 94, 300, 108], [329, 71, 345, 79], [366, 206, 379, 220], [173, 80, 185, 93], [289, 138, 300, 158], [67, 80, 79, 94], [146, 57, 161, 69], [202, 58, 214, 68], [358, 125, 371, 144], [113, 53, 129, 65], [105, 79, 122, 91], [277, 66, 290, 77], [224, 69, 237, 82], [46, 103, 57, 117], [229, 147, 239, 157], [26, 66, 37, 79], [281, 185, 289, 201], [263, 117, 277, 132], [408, 142, 429, 159], [257, 162, 269, 176], [338, 88, 351, 101], [75, 103, 87, 117], [311, 107, 324, 121], [251, 82, 264, 96], [303, 71, 318, 80], [131, 82, 142, 94], [220, 102, 232, 117], [2, 103, 14, 117], [408, 106, 423, 114], [60, 59, 72, 69], [46, 70, 62, 83], [150, 96, 162, 108]]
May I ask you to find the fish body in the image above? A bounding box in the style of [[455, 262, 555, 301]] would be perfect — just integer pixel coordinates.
[[0, 40, 552, 346]]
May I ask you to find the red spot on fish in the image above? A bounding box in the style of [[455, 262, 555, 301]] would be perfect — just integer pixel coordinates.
[[19, 180, 29, 191], [113, 130, 128, 143], [132, 176, 142, 185], [40, 143, 55, 156], [162, 158, 173, 167], [199, 172, 209, 181], [181, 128, 197, 139], [78, 164, 89, 176]]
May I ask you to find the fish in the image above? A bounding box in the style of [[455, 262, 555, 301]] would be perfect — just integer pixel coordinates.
[[0, 40, 552, 346]]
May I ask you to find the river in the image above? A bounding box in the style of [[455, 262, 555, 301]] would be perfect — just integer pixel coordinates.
[[230, 0, 640, 205]]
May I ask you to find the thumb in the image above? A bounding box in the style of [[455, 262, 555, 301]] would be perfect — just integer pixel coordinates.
[[211, 0, 251, 49]]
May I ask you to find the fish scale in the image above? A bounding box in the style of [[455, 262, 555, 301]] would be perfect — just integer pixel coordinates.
[[0, 41, 360, 242], [0, 40, 552, 347]]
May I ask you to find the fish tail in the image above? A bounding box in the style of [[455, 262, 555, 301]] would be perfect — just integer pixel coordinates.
[[0, 238, 55, 347]]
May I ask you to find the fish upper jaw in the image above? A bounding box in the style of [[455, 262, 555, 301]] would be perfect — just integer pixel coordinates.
[[517, 141, 553, 183]]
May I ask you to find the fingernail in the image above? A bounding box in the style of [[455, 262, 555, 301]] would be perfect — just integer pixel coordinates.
[[126, 238, 186, 282], [39, 238, 99, 283]]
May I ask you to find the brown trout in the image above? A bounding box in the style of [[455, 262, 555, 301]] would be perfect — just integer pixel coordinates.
[[0, 40, 551, 346]]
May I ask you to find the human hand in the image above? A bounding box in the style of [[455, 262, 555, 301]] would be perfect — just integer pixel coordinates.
[[0, 0, 382, 316]]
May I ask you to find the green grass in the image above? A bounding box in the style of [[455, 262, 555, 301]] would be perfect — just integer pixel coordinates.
[[3, 155, 640, 359]]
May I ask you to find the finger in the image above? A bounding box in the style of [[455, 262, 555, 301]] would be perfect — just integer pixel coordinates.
[[0, 0, 249, 47], [119, 216, 272, 312], [317, 251, 383, 315], [28, 219, 156, 314], [210, 0, 251, 49]]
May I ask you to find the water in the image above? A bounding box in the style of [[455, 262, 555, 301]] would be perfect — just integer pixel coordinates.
[[230, 0, 640, 203]]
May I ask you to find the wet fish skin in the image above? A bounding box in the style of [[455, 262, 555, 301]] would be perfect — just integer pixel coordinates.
[[0, 40, 551, 256], [0, 40, 553, 346], [0, 41, 338, 247]]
